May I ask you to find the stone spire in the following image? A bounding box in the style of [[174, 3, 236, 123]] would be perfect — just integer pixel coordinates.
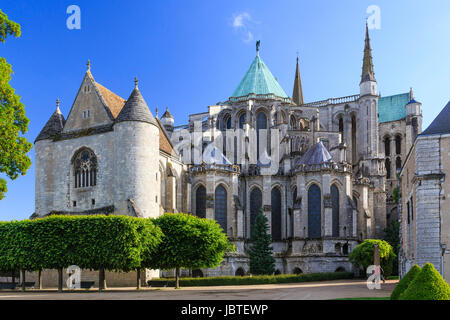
[[360, 22, 375, 84], [292, 56, 304, 105], [35, 99, 66, 142]]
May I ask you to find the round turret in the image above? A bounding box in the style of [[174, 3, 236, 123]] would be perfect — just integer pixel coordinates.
[[161, 107, 174, 133]]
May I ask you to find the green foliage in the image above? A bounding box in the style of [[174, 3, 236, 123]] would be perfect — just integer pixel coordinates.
[[392, 187, 399, 204], [0, 9, 21, 42], [0, 9, 31, 200], [383, 220, 400, 275], [248, 209, 275, 275], [390, 264, 421, 300], [148, 272, 354, 287], [0, 215, 162, 272], [400, 263, 450, 300], [148, 213, 234, 270], [348, 239, 396, 276]]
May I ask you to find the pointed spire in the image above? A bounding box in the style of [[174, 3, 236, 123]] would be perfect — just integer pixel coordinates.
[[361, 22, 376, 83], [292, 55, 304, 105], [87, 59, 91, 71], [115, 80, 156, 125], [35, 100, 66, 142]]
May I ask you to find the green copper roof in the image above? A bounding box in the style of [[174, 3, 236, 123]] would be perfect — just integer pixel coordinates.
[[231, 55, 288, 99], [378, 93, 410, 123]]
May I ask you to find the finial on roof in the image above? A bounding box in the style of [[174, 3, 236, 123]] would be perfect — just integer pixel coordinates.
[[256, 40, 260, 56], [134, 77, 138, 89], [56, 98, 61, 113], [87, 59, 91, 71], [156, 106, 159, 117], [410, 87, 414, 100]]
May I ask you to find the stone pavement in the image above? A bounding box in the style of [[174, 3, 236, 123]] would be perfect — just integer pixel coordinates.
[[0, 279, 397, 300]]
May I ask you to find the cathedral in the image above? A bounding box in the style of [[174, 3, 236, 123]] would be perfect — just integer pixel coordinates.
[[34, 24, 422, 280]]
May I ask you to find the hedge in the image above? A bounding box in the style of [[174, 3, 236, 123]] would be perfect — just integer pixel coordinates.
[[399, 263, 450, 300], [0, 215, 163, 273], [390, 264, 421, 300], [147, 272, 354, 287]]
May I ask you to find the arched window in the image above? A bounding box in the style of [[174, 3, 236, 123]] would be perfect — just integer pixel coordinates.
[[222, 114, 231, 130], [384, 136, 390, 156], [308, 184, 321, 239], [351, 115, 357, 163], [396, 157, 402, 172], [214, 185, 227, 232], [293, 267, 303, 274], [338, 117, 344, 136], [73, 148, 97, 188], [292, 187, 297, 204], [385, 158, 391, 179], [256, 112, 268, 161], [235, 268, 246, 276], [239, 113, 246, 129], [395, 135, 402, 155], [271, 187, 282, 241], [195, 185, 206, 219], [250, 188, 262, 235], [290, 115, 297, 130], [331, 185, 340, 237]]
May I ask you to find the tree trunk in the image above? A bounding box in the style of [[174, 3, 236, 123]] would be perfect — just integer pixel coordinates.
[[99, 268, 106, 291], [57, 268, 63, 292], [136, 268, 141, 290], [11, 270, 15, 287], [38, 270, 43, 290], [21, 269, 26, 292], [175, 267, 180, 289]]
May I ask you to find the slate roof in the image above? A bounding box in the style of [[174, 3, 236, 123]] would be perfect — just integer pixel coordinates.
[[35, 107, 66, 142], [231, 55, 288, 99], [161, 107, 174, 119], [295, 141, 332, 167], [420, 101, 450, 136], [115, 87, 156, 125], [378, 93, 410, 123]]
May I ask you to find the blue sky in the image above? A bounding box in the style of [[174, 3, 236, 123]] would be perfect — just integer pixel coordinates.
[[1, 0, 450, 220]]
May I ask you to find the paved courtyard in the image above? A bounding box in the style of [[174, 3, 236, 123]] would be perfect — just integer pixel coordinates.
[[0, 279, 397, 300]]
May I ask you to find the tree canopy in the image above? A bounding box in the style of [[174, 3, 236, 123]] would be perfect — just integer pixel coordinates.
[[348, 239, 396, 276], [0, 9, 32, 200]]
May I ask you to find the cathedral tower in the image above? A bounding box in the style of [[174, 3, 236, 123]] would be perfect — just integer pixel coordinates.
[[114, 78, 160, 218]]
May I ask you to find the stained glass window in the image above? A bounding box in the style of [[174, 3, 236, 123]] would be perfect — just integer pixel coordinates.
[[195, 185, 206, 219], [73, 148, 97, 188], [331, 185, 340, 237], [308, 184, 321, 239], [215, 185, 227, 232], [271, 187, 282, 241], [250, 188, 262, 235]]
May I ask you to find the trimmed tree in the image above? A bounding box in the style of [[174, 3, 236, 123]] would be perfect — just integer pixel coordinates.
[[0, 9, 32, 200], [248, 208, 275, 275], [148, 213, 234, 288], [349, 239, 396, 276], [390, 264, 421, 300], [400, 263, 450, 300]]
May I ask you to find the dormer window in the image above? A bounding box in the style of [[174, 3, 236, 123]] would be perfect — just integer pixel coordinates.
[[82, 110, 90, 119]]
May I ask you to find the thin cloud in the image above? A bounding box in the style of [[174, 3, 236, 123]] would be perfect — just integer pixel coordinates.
[[231, 12, 255, 44]]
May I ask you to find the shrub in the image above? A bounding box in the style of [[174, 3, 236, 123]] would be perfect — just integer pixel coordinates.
[[390, 265, 421, 300], [400, 263, 450, 300], [348, 239, 396, 276], [148, 272, 354, 287]]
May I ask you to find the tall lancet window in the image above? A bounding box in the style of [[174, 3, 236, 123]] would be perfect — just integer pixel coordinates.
[[256, 112, 268, 161], [214, 185, 227, 232], [308, 184, 321, 239], [331, 185, 340, 237], [73, 148, 97, 188]]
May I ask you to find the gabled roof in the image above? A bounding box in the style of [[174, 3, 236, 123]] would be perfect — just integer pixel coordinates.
[[378, 92, 410, 123], [116, 86, 156, 125], [421, 101, 450, 136], [94, 82, 125, 118], [295, 141, 332, 167], [231, 54, 288, 99], [35, 105, 66, 142]]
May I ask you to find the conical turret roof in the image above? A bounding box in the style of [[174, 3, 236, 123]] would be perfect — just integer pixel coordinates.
[[295, 141, 332, 167], [231, 44, 288, 99], [292, 56, 304, 105], [35, 102, 66, 142], [116, 82, 156, 125]]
